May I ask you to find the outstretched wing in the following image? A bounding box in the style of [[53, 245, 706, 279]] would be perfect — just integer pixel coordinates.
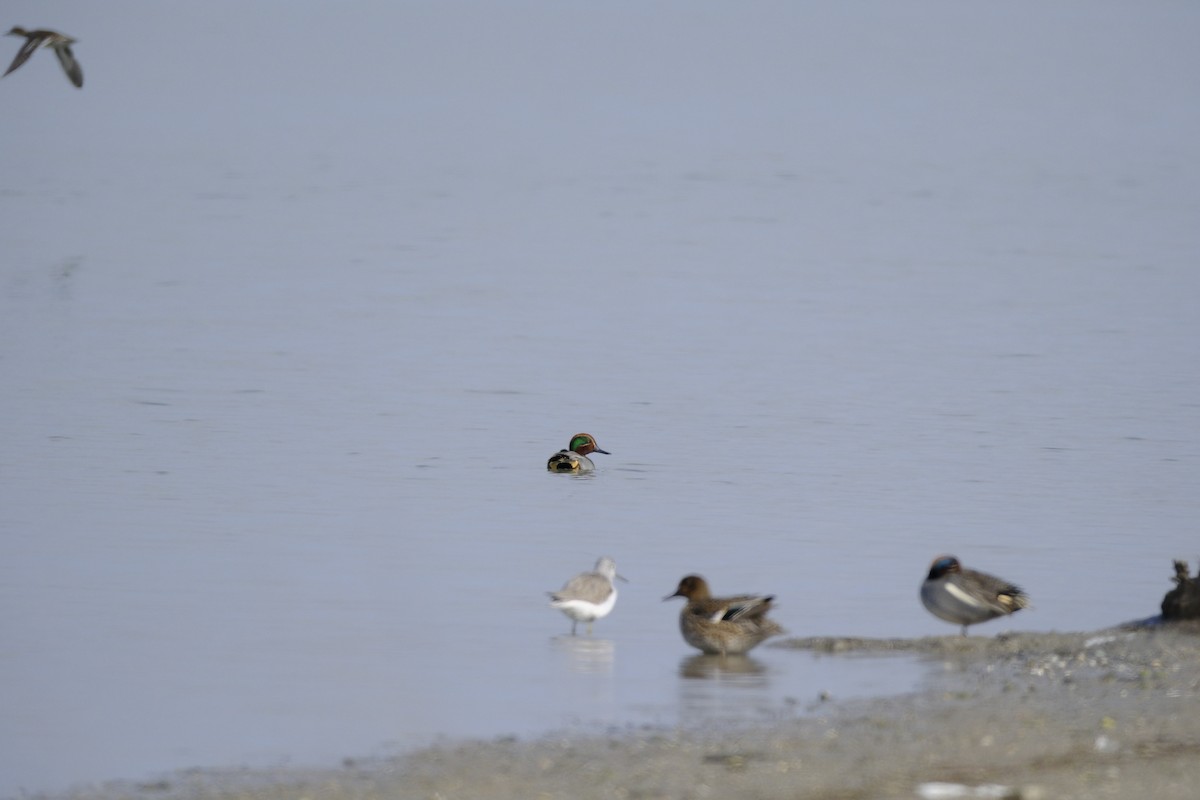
[[54, 44, 83, 87], [3, 37, 42, 77]]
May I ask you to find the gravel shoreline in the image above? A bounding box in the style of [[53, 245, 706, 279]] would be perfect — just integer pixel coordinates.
[[42, 623, 1200, 800]]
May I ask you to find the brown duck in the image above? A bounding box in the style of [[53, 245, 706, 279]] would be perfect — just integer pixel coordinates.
[[666, 575, 784, 656], [4, 27, 83, 88]]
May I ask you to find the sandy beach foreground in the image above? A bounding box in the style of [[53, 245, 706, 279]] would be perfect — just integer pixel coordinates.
[[47, 624, 1200, 800]]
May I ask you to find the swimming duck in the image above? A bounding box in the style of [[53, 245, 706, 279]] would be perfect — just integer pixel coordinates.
[[920, 555, 1029, 636], [548, 556, 626, 635], [4, 27, 83, 88], [546, 433, 610, 473], [665, 574, 784, 656]]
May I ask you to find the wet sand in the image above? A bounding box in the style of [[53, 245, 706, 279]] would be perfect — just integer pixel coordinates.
[[45, 623, 1200, 800]]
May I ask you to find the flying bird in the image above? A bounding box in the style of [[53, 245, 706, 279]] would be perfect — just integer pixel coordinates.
[[4, 27, 84, 88]]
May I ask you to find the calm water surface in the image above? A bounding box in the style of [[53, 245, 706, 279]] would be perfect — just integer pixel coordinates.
[[3, 1, 1199, 796]]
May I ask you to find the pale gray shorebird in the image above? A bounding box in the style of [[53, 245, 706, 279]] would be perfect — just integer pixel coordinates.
[[4, 27, 83, 88], [665, 575, 784, 656], [547, 433, 610, 473], [548, 556, 625, 635], [920, 555, 1029, 636]]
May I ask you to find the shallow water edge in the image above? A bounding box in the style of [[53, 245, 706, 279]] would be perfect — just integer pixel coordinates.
[[34, 623, 1200, 800]]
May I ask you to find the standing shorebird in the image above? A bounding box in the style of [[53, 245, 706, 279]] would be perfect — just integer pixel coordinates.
[[665, 575, 784, 656], [546, 433, 610, 473], [920, 555, 1029, 636], [548, 557, 625, 635], [4, 27, 83, 88]]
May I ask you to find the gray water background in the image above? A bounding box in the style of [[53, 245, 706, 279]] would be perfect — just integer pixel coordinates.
[[3, 1, 1198, 795]]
